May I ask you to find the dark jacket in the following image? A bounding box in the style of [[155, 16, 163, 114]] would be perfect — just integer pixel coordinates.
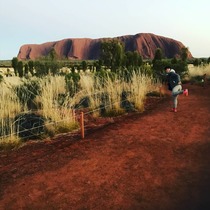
[[167, 71, 181, 91]]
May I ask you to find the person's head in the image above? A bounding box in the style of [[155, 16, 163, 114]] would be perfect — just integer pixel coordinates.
[[164, 66, 171, 73]]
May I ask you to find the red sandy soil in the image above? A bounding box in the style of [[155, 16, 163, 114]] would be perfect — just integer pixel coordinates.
[[0, 83, 210, 210]]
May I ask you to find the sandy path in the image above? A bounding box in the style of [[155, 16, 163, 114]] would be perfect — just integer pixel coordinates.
[[0, 83, 210, 210]]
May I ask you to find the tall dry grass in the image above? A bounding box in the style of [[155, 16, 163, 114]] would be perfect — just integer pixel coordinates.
[[38, 76, 78, 135], [79, 70, 160, 114], [0, 78, 22, 147], [103, 74, 124, 115], [79, 72, 102, 117], [188, 64, 210, 77], [0, 69, 161, 148], [127, 72, 152, 111]]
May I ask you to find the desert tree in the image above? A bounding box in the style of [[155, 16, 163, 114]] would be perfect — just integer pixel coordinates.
[[24, 63, 29, 76], [100, 40, 125, 72], [180, 47, 189, 62], [152, 48, 163, 63], [48, 48, 57, 61], [11, 57, 18, 76], [49, 61, 60, 76], [152, 48, 166, 73], [124, 51, 135, 68], [171, 57, 178, 64], [34, 61, 48, 77], [17, 61, 24, 77], [81, 61, 88, 71], [28, 60, 34, 76], [193, 58, 202, 66], [207, 57, 210, 64], [133, 51, 143, 68], [137, 53, 143, 67], [93, 60, 102, 72]]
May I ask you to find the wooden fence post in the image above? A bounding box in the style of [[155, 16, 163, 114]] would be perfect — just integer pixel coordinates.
[[72, 109, 76, 122], [80, 112, 85, 139]]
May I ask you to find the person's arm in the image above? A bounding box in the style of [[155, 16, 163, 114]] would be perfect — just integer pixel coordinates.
[[155, 72, 168, 80]]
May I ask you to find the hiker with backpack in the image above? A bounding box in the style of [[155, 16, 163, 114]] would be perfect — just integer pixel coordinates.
[[164, 66, 188, 112]]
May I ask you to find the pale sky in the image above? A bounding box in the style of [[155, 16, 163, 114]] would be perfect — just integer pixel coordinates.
[[0, 0, 210, 60]]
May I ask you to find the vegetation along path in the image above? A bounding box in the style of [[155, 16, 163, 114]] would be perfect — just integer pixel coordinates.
[[0, 83, 210, 210]]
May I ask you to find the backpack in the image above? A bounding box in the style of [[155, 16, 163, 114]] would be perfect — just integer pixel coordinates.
[[167, 72, 180, 90], [167, 82, 172, 91]]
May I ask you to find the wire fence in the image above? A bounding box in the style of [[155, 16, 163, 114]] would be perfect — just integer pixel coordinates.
[[0, 93, 143, 141]]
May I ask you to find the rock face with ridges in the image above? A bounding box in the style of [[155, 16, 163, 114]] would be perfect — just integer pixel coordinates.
[[17, 33, 192, 60]]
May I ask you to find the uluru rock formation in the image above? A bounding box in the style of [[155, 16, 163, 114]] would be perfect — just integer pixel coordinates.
[[17, 33, 192, 60]]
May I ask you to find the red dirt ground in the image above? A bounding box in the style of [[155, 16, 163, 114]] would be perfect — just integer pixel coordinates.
[[1, 83, 210, 210]]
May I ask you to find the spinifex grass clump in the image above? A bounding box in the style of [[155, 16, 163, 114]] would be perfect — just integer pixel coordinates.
[[102, 73, 125, 116], [0, 66, 161, 149], [188, 64, 210, 77], [0, 134, 21, 151], [122, 70, 159, 112], [188, 64, 210, 85], [14, 77, 41, 111], [38, 76, 79, 136], [78, 72, 104, 117], [0, 76, 80, 147], [77, 69, 160, 116], [0, 79, 22, 148]]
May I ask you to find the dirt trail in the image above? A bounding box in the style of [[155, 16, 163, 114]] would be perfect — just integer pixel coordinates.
[[1, 84, 210, 210]]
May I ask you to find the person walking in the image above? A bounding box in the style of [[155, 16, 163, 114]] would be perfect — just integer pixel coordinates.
[[164, 66, 188, 112]]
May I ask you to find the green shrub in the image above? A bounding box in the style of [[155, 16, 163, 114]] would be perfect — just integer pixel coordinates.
[[65, 72, 81, 96], [14, 113, 46, 141], [15, 79, 41, 109], [190, 75, 204, 85]]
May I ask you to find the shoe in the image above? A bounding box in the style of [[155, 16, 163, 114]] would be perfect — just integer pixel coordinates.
[[171, 108, 177, 112], [183, 89, 188, 96]]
